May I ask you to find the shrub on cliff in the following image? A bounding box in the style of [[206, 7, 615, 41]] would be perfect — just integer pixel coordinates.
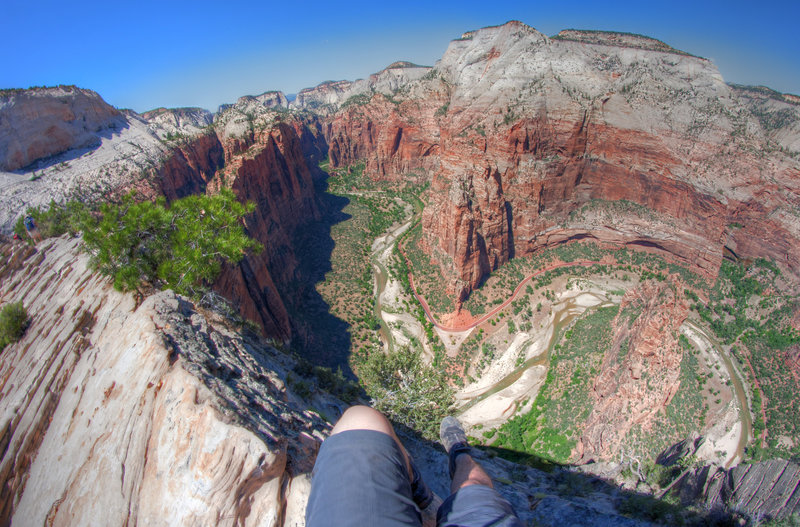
[[14, 200, 88, 242], [82, 189, 262, 297], [0, 302, 29, 351], [358, 346, 454, 440]]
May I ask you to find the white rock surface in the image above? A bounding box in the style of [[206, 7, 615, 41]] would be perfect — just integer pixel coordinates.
[[0, 237, 329, 526], [0, 86, 122, 171], [290, 62, 432, 112]]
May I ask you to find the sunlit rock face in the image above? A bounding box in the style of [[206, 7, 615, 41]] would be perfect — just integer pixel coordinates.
[[0, 87, 327, 342], [0, 86, 123, 172], [1, 20, 799, 344], [209, 101, 325, 341], [0, 237, 329, 526], [320, 21, 800, 303]]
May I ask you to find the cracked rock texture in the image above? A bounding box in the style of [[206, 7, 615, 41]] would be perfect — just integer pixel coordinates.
[[676, 459, 800, 521], [0, 237, 329, 526]]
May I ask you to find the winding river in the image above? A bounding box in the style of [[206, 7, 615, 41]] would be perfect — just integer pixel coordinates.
[[368, 197, 752, 466]]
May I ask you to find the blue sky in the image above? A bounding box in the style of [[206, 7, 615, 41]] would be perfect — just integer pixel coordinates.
[[3, 0, 798, 113]]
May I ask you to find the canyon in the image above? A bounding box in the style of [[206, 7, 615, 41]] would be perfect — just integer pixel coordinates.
[[0, 235, 678, 527], [3, 22, 799, 337], [1, 19, 799, 526]]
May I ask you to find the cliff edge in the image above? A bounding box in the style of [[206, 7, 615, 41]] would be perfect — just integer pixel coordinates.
[[0, 236, 673, 526]]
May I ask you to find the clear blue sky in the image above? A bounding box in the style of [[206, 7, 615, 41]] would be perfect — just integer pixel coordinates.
[[3, 0, 798, 113]]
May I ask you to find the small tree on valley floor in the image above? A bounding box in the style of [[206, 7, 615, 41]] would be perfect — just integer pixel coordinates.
[[358, 346, 454, 440]]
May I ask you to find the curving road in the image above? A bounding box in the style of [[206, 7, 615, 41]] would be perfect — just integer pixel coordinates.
[[396, 239, 608, 333]]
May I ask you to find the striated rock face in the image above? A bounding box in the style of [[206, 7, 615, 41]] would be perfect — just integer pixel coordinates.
[[210, 103, 325, 340], [154, 130, 225, 199], [319, 21, 800, 303], [676, 459, 800, 521], [324, 92, 442, 179], [252, 91, 290, 109], [220, 92, 290, 114], [0, 86, 123, 172], [0, 237, 330, 526], [292, 80, 354, 112], [576, 281, 689, 461], [553, 29, 697, 55]]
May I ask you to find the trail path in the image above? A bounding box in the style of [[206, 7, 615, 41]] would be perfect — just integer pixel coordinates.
[[396, 242, 607, 332]]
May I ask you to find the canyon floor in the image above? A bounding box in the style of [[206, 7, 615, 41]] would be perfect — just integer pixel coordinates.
[[313, 162, 754, 477]]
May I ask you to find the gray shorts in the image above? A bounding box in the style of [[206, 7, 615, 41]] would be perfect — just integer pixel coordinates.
[[306, 429, 522, 527]]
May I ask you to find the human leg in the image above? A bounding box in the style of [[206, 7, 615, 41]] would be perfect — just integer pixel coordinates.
[[331, 405, 435, 508], [330, 405, 413, 479], [306, 406, 435, 527], [450, 452, 493, 494], [437, 417, 524, 527]]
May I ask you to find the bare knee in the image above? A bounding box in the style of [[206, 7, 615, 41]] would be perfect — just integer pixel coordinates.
[[331, 405, 395, 437]]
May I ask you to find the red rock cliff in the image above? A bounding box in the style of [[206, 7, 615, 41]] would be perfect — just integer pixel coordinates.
[[319, 22, 800, 304], [208, 116, 323, 340], [156, 131, 225, 199]]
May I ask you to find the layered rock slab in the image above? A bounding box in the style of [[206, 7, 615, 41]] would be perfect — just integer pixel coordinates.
[[0, 237, 328, 526], [676, 459, 800, 521]]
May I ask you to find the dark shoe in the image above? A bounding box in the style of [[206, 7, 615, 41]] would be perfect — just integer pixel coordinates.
[[440, 416, 471, 479]]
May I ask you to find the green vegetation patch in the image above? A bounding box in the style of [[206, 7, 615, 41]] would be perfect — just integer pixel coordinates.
[[401, 223, 454, 314], [623, 335, 707, 461], [316, 159, 426, 366], [461, 240, 705, 317], [0, 302, 29, 351], [14, 191, 262, 298], [14, 200, 87, 241], [82, 190, 261, 296], [494, 305, 619, 463], [315, 196, 390, 361], [692, 258, 800, 459], [359, 346, 454, 440]]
